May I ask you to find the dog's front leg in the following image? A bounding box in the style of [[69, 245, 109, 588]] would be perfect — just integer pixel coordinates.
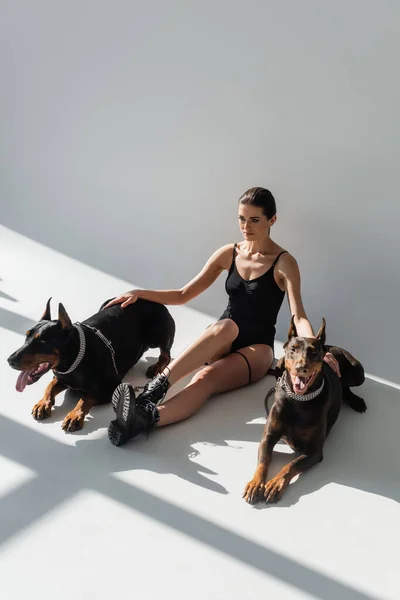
[[264, 450, 323, 503], [243, 437, 274, 504], [243, 407, 282, 504], [62, 395, 97, 432], [32, 378, 67, 420], [146, 350, 171, 378]]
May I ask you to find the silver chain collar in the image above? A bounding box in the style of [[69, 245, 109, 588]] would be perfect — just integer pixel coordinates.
[[279, 370, 325, 402], [54, 323, 119, 377], [54, 324, 86, 375]]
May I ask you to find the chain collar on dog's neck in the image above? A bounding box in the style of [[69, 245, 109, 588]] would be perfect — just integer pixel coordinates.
[[279, 371, 325, 402], [54, 324, 86, 375], [54, 323, 119, 377]]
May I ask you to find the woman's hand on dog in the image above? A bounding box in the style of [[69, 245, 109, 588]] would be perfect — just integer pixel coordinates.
[[323, 352, 341, 378], [103, 290, 141, 309]]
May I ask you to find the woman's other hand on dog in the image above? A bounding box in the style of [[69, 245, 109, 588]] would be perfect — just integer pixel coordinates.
[[103, 290, 141, 309], [323, 352, 341, 378]]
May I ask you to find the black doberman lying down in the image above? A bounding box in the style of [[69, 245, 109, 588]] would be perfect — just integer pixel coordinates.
[[243, 317, 366, 504], [7, 297, 175, 431]]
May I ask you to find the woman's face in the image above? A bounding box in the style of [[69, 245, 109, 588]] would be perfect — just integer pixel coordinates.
[[238, 203, 276, 241]]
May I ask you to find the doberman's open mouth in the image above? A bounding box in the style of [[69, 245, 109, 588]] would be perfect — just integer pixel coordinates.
[[290, 372, 317, 395], [16, 362, 51, 392]]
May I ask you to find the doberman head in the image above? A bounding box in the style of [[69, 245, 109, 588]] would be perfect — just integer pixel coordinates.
[[7, 298, 73, 392], [278, 315, 327, 396]]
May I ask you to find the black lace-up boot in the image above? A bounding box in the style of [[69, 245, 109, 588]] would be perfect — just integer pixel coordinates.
[[108, 372, 170, 446]]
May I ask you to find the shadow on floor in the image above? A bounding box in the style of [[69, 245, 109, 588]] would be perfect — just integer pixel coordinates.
[[0, 403, 384, 600]]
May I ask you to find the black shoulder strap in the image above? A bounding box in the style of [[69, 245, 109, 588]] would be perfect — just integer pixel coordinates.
[[228, 243, 237, 271], [272, 250, 288, 269]]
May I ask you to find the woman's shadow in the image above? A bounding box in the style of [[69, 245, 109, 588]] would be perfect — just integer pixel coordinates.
[[70, 367, 274, 495], [39, 355, 272, 494], [39, 356, 400, 504]]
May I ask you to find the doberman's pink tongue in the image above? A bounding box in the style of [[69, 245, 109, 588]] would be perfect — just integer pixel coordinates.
[[294, 376, 307, 393], [16, 370, 31, 392]]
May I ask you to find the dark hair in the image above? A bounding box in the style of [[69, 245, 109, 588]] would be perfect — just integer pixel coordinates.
[[238, 187, 277, 219]]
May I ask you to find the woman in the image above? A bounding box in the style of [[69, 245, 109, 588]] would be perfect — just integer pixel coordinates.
[[104, 187, 338, 446]]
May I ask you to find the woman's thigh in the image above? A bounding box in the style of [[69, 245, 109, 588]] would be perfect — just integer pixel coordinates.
[[194, 344, 274, 395]]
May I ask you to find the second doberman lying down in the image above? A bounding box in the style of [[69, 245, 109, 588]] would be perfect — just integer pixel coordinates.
[[7, 298, 175, 431], [243, 317, 366, 504]]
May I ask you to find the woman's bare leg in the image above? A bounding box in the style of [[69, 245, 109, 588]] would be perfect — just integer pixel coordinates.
[[108, 343, 273, 446], [162, 319, 239, 386], [158, 344, 274, 426]]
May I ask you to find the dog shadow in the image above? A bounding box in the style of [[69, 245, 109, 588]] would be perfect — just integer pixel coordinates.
[[252, 378, 400, 509]]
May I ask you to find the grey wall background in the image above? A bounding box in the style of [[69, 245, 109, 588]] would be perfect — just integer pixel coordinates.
[[1, 0, 399, 383]]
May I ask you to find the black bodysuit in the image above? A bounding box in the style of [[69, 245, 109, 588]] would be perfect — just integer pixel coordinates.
[[219, 244, 287, 353]]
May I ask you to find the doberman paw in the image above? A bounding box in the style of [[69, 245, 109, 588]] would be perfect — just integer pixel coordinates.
[[62, 410, 85, 432], [146, 362, 167, 378], [351, 396, 367, 413], [32, 400, 52, 420], [145, 363, 159, 378], [264, 476, 289, 503], [243, 478, 266, 504]]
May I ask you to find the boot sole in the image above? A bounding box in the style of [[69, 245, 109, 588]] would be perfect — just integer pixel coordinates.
[[108, 421, 126, 446], [108, 383, 136, 446]]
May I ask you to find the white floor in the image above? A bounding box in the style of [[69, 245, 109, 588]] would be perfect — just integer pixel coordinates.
[[0, 224, 399, 600]]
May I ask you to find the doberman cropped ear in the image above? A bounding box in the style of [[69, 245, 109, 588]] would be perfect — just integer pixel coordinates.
[[288, 315, 297, 339], [316, 318, 326, 346], [41, 297, 52, 321], [267, 355, 285, 379], [276, 355, 285, 374], [58, 303, 73, 331]]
